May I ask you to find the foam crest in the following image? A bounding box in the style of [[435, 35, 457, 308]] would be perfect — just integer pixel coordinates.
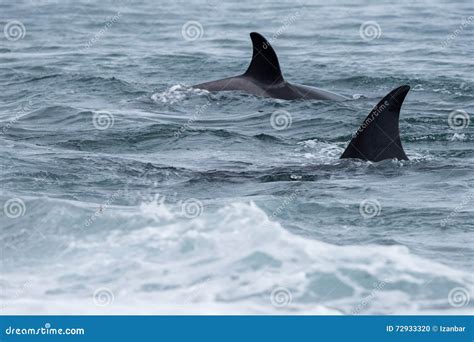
[[2, 200, 472, 314], [151, 84, 209, 104]]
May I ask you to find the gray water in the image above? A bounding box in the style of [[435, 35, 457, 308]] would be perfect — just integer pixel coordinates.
[[0, 0, 473, 314]]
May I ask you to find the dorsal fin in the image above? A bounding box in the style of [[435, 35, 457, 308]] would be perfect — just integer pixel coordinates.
[[340, 85, 410, 162], [243, 32, 284, 84]]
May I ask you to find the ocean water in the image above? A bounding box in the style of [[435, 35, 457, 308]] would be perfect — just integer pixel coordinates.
[[1, 0, 473, 314]]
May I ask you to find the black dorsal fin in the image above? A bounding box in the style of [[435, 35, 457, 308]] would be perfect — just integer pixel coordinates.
[[340, 85, 410, 162], [243, 32, 284, 84]]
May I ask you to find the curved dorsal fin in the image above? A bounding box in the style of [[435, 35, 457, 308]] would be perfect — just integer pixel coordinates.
[[243, 32, 284, 84], [340, 85, 410, 162]]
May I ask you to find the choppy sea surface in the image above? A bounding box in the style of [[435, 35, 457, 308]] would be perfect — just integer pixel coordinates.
[[1, 0, 473, 314]]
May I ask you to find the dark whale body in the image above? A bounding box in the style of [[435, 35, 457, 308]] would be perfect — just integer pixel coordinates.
[[193, 32, 348, 101], [341, 85, 410, 162], [193, 32, 410, 162]]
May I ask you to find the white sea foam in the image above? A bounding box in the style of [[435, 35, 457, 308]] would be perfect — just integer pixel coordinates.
[[295, 139, 345, 163], [2, 200, 472, 314], [151, 84, 209, 104]]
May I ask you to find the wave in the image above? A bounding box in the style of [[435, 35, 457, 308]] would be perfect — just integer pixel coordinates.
[[1, 198, 472, 314]]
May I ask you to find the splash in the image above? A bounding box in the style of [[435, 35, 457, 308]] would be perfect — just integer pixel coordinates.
[[151, 84, 209, 104], [2, 200, 472, 314], [295, 139, 345, 163]]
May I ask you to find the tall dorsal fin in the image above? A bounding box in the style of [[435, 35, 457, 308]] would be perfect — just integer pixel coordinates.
[[340, 85, 410, 162], [243, 32, 284, 84]]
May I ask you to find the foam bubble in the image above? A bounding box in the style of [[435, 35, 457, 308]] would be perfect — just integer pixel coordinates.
[[151, 84, 209, 104], [295, 139, 344, 163], [3, 201, 471, 314]]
